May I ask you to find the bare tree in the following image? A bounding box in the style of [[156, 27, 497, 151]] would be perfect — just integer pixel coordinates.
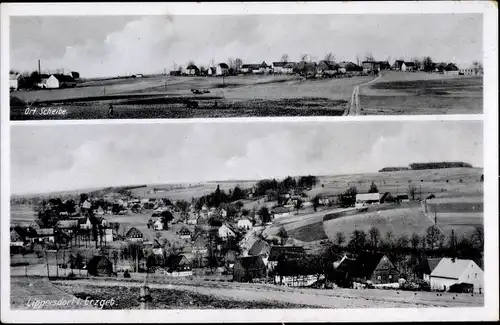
[[300, 54, 309, 62], [234, 58, 243, 72], [280, 53, 289, 62], [408, 185, 418, 201], [324, 52, 335, 62], [365, 52, 375, 61], [335, 232, 346, 246]]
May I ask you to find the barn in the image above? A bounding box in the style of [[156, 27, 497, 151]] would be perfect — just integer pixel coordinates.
[[87, 255, 114, 277], [233, 255, 266, 282], [355, 193, 381, 207], [430, 258, 484, 293]]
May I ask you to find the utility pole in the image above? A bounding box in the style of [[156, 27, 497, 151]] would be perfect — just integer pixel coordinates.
[[38, 59, 41, 75]]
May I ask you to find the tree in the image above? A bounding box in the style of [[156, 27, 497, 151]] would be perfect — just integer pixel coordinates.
[[448, 229, 457, 257], [294, 198, 303, 215], [480, 174, 484, 182], [425, 225, 445, 250], [338, 186, 358, 208], [277, 226, 289, 246], [368, 181, 379, 193], [396, 235, 409, 251], [160, 210, 174, 230], [423, 56, 434, 72], [472, 61, 483, 75], [471, 227, 484, 250], [324, 52, 335, 62], [259, 207, 271, 224], [312, 195, 321, 212], [348, 230, 367, 254], [335, 232, 346, 247], [410, 233, 420, 250], [368, 227, 381, 250], [231, 186, 246, 201], [408, 184, 418, 200], [234, 58, 243, 72], [365, 52, 375, 61], [176, 200, 189, 218], [281, 53, 289, 62], [300, 54, 309, 62]]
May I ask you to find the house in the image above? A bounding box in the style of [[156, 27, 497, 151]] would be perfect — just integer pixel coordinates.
[[38, 74, 77, 89], [272, 61, 287, 74], [295, 61, 318, 77], [233, 255, 267, 282], [78, 217, 93, 230], [218, 224, 237, 241], [220, 208, 228, 218], [421, 257, 442, 282], [241, 62, 270, 74], [177, 226, 192, 240], [347, 252, 400, 286], [361, 61, 389, 73], [216, 63, 229, 76], [165, 254, 192, 275], [81, 200, 92, 210], [337, 62, 363, 74], [70, 71, 80, 80], [444, 63, 459, 75], [271, 206, 291, 218], [133, 74, 143, 78], [283, 62, 296, 74], [404, 62, 417, 72], [317, 60, 338, 76], [392, 60, 406, 71], [9, 72, 21, 90], [237, 218, 252, 231], [268, 245, 307, 269], [192, 235, 208, 254], [185, 64, 199, 76], [152, 240, 164, 255], [186, 213, 198, 225], [429, 258, 484, 293], [379, 192, 394, 204], [355, 193, 381, 208], [104, 228, 113, 242], [152, 218, 164, 231], [170, 70, 182, 76], [96, 206, 105, 215], [247, 239, 271, 264], [207, 67, 217, 76], [126, 227, 144, 242], [87, 255, 114, 277], [34, 228, 55, 243], [55, 220, 79, 232], [10, 229, 25, 247], [395, 194, 410, 203], [225, 250, 238, 269]]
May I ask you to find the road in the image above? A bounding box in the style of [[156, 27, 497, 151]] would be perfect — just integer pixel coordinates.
[[347, 74, 382, 116], [50, 278, 483, 309]]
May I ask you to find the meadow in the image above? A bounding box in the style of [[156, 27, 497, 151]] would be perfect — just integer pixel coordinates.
[[358, 72, 483, 115]]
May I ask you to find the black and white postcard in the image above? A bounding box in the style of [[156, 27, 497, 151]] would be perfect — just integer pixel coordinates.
[[1, 2, 498, 324]]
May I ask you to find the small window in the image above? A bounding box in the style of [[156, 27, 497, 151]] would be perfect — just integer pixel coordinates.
[[389, 275, 392, 279], [377, 276, 381, 280]]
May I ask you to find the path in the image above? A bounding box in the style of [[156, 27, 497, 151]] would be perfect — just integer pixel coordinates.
[[347, 74, 383, 116]]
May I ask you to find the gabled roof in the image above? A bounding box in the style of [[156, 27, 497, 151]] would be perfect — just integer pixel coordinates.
[[283, 62, 296, 68], [356, 193, 380, 201], [269, 245, 306, 261], [404, 62, 416, 67], [430, 258, 476, 279], [241, 64, 262, 69], [52, 74, 76, 82], [56, 220, 79, 228], [350, 252, 393, 279], [126, 227, 143, 238], [235, 255, 265, 270], [218, 63, 229, 68], [37, 228, 54, 236], [178, 226, 191, 235], [445, 63, 459, 71], [272, 62, 288, 67], [165, 254, 190, 269], [248, 239, 270, 256], [186, 64, 199, 70], [11, 229, 24, 242]]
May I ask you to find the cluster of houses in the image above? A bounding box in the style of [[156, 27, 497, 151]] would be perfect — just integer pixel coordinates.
[[9, 71, 80, 91], [169, 58, 481, 78], [355, 192, 410, 208]]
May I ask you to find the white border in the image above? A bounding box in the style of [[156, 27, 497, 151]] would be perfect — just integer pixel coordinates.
[[1, 1, 498, 323]]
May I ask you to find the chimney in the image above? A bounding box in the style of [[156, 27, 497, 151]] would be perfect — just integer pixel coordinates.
[[38, 60, 41, 75]]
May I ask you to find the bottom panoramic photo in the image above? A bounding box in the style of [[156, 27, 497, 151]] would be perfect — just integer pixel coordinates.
[[8, 120, 484, 310]]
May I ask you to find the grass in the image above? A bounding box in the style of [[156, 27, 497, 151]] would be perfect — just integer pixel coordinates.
[[359, 72, 482, 115], [287, 221, 328, 242], [53, 283, 315, 309]]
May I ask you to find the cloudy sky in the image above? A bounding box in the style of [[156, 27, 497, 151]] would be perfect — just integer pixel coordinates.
[[10, 14, 482, 78], [11, 121, 482, 195]]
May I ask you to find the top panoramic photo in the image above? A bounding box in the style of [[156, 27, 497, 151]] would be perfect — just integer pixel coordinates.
[[9, 13, 483, 120]]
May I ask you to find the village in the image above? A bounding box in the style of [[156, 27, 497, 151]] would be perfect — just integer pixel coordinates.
[[10, 166, 484, 302]]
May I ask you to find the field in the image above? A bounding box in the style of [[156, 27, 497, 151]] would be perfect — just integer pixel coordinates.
[[23, 277, 483, 309], [358, 72, 483, 115], [10, 204, 37, 222], [10, 75, 376, 120]]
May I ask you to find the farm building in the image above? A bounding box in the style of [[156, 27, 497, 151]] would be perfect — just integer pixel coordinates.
[[170, 70, 182, 76], [237, 218, 252, 231], [218, 224, 237, 241], [420, 257, 442, 282], [87, 255, 114, 277], [9, 72, 21, 90], [191, 235, 208, 254], [268, 245, 307, 270], [379, 192, 394, 203], [429, 258, 483, 293], [395, 194, 410, 203], [126, 227, 144, 242], [177, 226, 192, 240], [362, 61, 390, 72], [443, 63, 460, 75], [233, 255, 267, 283], [345, 252, 400, 286], [241, 62, 270, 74], [247, 239, 271, 263], [272, 61, 287, 74], [10, 229, 25, 247], [152, 240, 164, 255], [271, 206, 291, 218], [355, 193, 381, 207], [216, 63, 229, 76], [185, 64, 199, 76], [282, 62, 296, 74], [317, 60, 338, 76], [337, 61, 363, 74], [165, 254, 192, 275], [34, 228, 55, 243], [225, 250, 238, 269], [37, 74, 77, 89], [55, 220, 79, 233], [207, 67, 217, 76], [403, 62, 417, 71]]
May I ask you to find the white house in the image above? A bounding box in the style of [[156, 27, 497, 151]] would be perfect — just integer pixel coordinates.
[[237, 218, 252, 231], [216, 63, 229, 76], [272, 62, 287, 74], [218, 224, 236, 240], [282, 62, 295, 74], [430, 258, 484, 293], [185, 64, 199, 76], [38, 74, 77, 89], [104, 228, 113, 242], [153, 219, 164, 231], [9, 73, 20, 90], [355, 193, 381, 208], [220, 208, 228, 218], [79, 217, 92, 230], [82, 200, 92, 210]]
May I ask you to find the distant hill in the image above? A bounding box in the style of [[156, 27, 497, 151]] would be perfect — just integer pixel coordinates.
[[379, 161, 473, 172]]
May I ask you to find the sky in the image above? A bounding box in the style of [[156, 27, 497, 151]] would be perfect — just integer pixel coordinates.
[[11, 121, 483, 195], [10, 14, 483, 78]]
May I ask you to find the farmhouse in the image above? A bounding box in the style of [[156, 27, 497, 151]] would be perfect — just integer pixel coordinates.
[[192, 235, 208, 254], [241, 62, 270, 74], [247, 239, 271, 264], [403, 62, 417, 72], [317, 60, 338, 76], [165, 254, 192, 275], [218, 224, 237, 241], [207, 67, 217, 76], [268, 245, 306, 269], [216, 63, 229, 76], [34, 228, 55, 243], [349, 252, 400, 285], [38, 74, 77, 89], [126, 227, 144, 242], [337, 62, 363, 74], [185, 64, 200, 76], [233, 255, 267, 282], [355, 193, 381, 207], [421, 257, 442, 282], [271, 206, 291, 218], [10, 229, 25, 247], [177, 226, 192, 240], [152, 240, 164, 255], [362, 61, 390, 73], [87, 255, 114, 277], [443, 63, 459, 75], [272, 61, 287, 74], [55, 220, 79, 233], [9, 72, 21, 90], [237, 218, 252, 231], [379, 192, 394, 204], [282, 62, 296, 74], [430, 258, 483, 293]]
